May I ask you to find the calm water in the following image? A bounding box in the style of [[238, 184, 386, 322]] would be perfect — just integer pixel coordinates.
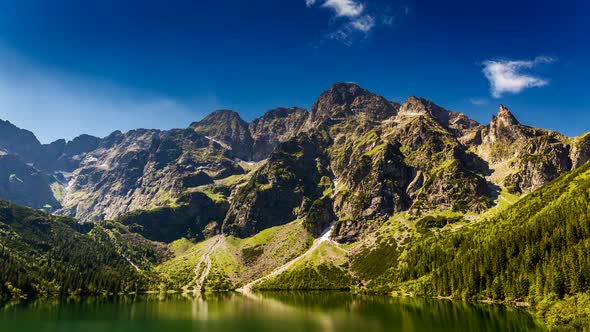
[[0, 292, 546, 331]]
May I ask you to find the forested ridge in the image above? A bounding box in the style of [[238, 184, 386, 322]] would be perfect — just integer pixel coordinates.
[[365, 161, 590, 330], [0, 201, 162, 299]]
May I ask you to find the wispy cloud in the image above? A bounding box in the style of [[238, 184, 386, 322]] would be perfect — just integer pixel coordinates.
[[482, 56, 557, 98], [322, 0, 364, 17], [0, 47, 219, 143], [306, 0, 408, 45], [469, 97, 488, 106], [350, 14, 375, 32]]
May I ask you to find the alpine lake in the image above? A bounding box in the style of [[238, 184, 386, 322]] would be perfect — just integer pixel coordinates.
[[0, 291, 546, 331]]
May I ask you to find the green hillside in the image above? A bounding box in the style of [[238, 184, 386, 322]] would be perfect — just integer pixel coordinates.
[[0, 201, 166, 299], [365, 161, 590, 330]]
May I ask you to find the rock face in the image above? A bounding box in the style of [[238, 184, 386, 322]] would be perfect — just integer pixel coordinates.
[[249, 107, 308, 161], [57, 128, 242, 221], [191, 108, 309, 162], [0, 82, 588, 244], [0, 120, 44, 163], [118, 191, 228, 243], [477, 105, 574, 193], [0, 153, 60, 209], [302, 83, 398, 132], [190, 110, 254, 161], [223, 133, 332, 237], [570, 133, 590, 168]]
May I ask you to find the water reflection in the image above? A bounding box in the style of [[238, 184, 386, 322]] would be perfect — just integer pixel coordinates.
[[0, 292, 546, 332]]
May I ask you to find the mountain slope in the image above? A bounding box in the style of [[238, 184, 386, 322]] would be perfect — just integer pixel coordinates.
[[0, 200, 166, 299], [0, 83, 587, 239], [361, 161, 590, 330]]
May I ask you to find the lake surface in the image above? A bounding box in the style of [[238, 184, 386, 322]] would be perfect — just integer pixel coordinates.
[[0, 292, 546, 331]]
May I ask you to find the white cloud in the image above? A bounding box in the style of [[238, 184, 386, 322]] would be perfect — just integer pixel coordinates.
[[350, 15, 375, 32], [322, 0, 364, 18], [305, 1, 409, 45], [469, 97, 488, 106], [482, 56, 557, 98]]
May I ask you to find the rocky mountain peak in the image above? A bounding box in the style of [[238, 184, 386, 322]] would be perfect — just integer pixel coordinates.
[[191, 109, 244, 126], [303, 83, 397, 131], [321, 82, 369, 104], [494, 104, 520, 127], [191, 109, 253, 160], [256, 107, 307, 120], [398, 96, 434, 117], [0, 119, 43, 162], [396, 96, 482, 141]]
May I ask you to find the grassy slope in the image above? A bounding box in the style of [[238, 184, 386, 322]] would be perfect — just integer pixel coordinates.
[[156, 220, 312, 290], [256, 241, 350, 290]]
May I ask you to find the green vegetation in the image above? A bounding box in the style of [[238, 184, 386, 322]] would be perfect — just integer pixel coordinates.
[[364, 143, 387, 157], [536, 292, 590, 331], [257, 242, 350, 290], [197, 186, 227, 203], [155, 237, 215, 290], [359, 161, 590, 331], [49, 178, 65, 202], [156, 220, 312, 291], [168, 238, 193, 256], [0, 201, 152, 299]]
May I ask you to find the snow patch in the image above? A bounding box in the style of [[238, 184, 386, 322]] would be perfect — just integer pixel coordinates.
[[205, 136, 232, 150], [234, 157, 255, 166]]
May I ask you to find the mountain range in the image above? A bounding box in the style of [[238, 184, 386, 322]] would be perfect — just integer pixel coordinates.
[[0, 83, 588, 330]]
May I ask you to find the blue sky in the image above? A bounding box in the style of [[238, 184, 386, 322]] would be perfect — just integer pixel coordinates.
[[0, 0, 587, 142]]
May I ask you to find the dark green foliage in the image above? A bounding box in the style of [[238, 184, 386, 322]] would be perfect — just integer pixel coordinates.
[[536, 292, 590, 331], [91, 221, 171, 269], [257, 263, 351, 290], [415, 215, 464, 231], [350, 235, 398, 289], [0, 200, 152, 299], [241, 244, 264, 265]]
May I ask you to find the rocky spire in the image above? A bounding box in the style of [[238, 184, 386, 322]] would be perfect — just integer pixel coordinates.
[[494, 104, 520, 127]]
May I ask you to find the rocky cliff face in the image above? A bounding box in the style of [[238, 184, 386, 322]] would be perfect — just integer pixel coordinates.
[[190, 110, 254, 161], [476, 105, 576, 193], [57, 128, 243, 221], [570, 133, 590, 168], [302, 83, 398, 132], [0, 82, 588, 245], [0, 153, 60, 209], [249, 107, 308, 161], [223, 132, 332, 237], [0, 119, 43, 163]]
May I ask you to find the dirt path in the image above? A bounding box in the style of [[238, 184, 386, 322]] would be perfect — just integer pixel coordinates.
[[190, 235, 222, 292], [123, 255, 141, 272], [237, 224, 337, 293]]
